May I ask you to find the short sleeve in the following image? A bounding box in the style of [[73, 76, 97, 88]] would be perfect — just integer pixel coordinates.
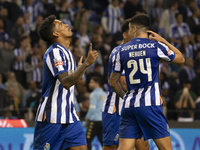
[[112, 50, 123, 73], [157, 42, 175, 62], [46, 48, 69, 77]]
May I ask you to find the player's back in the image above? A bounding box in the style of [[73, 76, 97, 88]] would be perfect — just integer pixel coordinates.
[[114, 38, 175, 107]]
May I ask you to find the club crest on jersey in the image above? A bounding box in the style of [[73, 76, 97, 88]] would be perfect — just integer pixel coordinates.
[[114, 134, 119, 141], [44, 143, 50, 150], [167, 50, 172, 55], [54, 56, 64, 67]]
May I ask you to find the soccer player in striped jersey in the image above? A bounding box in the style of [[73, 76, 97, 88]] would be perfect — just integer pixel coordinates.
[[110, 14, 185, 150], [102, 19, 149, 150], [33, 15, 98, 150]]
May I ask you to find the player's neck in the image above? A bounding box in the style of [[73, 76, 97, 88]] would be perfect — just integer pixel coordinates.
[[136, 32, 148, 39], [54, 38, 70, 49]]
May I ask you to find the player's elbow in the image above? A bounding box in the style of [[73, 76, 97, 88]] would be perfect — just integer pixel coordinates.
[[173, 55, 185, 65], [61, 83, 71, 90]]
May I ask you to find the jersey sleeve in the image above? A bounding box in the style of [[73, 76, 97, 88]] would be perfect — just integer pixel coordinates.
[[157, 41, 175, 62], [112, 50, 123, 73], [46, 48, 69, 77]]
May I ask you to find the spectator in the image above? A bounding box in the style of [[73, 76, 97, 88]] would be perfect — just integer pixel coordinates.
[[194, 33, 200, 52], [24, 44, 43, 87], [21, 0, 44, 24], [24, 81, 41, 120], [5, 86, 20, 118], [0, 74, 7, 116], [8, 0, 21, 24], [194, 49, 200, 71], [169, 13, 192, 48], [85, 76, 107, 150], [30, 15, 43, 47], [151, 0, 164, 32], [175, 80, 196, 122], [0, 17, 10, 43], [12, 35, 31, 88], [123, 0, 143, 19], [194, 96, 200, 120], [75, 23, 91, 49], [74, 9, 93, 33], [159, 0, 179, 39], [101, 0, 124, 35], [22, 12, 31, 35], [0, 38, 15, 74], [179, 57, 196, 87], [80, 93, 90, 120], [10, 16, 25, 46], [191, 66, 200, 97], [5, 71, 25, 103], [0, 109, 17, 119], [57, 0, 72, 29], [0, 8, 13, 31], [160, 71, 170, 116], [179, 36, 194, 58], [22, 80, 40, 109], [186, 7, 200, 40]]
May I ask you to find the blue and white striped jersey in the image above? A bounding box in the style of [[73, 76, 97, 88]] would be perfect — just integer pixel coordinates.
[[113, 38, 176, 108], [104, 4, 124, 35], [35, 43, 79, 124], [13, 48, 26, 71], [102, 44, 124, 115]]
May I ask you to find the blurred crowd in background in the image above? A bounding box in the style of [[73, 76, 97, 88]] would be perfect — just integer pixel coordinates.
[[0, 0, 200, 124]]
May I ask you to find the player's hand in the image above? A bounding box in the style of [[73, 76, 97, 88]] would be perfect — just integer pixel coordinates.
[[146, 30, 165, 43], [78, 56, 83, 67], [85, 43, 98, 66]]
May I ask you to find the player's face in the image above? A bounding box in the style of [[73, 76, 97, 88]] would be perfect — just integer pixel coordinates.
[[53, 20, 73, 38]]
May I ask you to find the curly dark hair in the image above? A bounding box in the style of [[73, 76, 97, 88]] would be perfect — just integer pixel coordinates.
[[38, 15, 56, 43], [121, 18, 131, 33]]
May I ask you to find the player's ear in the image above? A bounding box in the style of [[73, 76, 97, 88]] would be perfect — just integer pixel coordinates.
[[53, 31, 59, 38], [122, 32, 127, 39]]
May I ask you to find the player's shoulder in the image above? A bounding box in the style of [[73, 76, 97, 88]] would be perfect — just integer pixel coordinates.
[[157, 41, 168, 49], [110, 44, 123, 55], [45, 43, 65, 55]]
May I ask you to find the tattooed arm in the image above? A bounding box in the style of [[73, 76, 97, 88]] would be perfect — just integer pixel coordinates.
[[110, 72, 125, 99]]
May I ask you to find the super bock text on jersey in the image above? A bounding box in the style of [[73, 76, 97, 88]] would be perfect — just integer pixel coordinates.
[[35, 43, 79, 124], [113, 38, 175, 108]]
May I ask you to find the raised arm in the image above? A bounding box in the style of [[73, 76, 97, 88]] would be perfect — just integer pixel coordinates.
[[147, 30, 185, 65], [58, 43, 98, 89]]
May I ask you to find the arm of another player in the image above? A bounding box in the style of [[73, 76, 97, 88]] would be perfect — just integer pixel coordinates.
[[119, 75, 127, 92], [110, 72, 126, 99], [147, 30, 185, 65], [58, 43, 98, 89]]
